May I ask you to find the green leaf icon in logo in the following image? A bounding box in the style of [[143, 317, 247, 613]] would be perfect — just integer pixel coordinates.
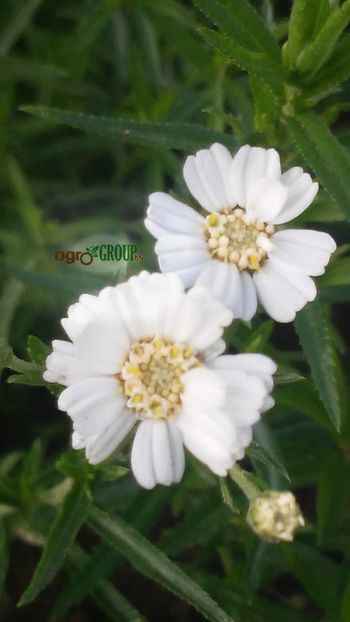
[[86, 245, 100, 258]]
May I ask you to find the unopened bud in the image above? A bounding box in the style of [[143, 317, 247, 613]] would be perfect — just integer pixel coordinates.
[[247, 491, 304, 542]]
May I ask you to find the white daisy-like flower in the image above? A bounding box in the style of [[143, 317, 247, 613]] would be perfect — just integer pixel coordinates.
[[145, 144, 336, 323], [44, 272, 276, 489]]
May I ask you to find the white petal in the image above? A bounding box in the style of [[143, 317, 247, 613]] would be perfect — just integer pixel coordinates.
[[195, 262, 257, 321], [145, 192, 204, 239], [209, 353, 276, 391], [183, 143, 235, 212], [269, 257, 317, 302], [58, 377, 126, 437], [207, 363, 267, 426], [74, 313, 130, 375], [72, 431, 86, 449], [131, 420, 185, 489], [177, 408, 236, 476], [269, 229, 336, 276], [272, 168, 319, 224], [114, 272, 185, 340], [86, 409, 136, 464], [155, 235, 211, 283], [231, 145, 281, 207], [253, 261, 309, 322], [246, 177, 288, 222], [210, 143, 236, 206], [166, 285, 232, 352], [152, 419, 185, 486], [131, 420, 156, 489], [202, 338, 226, 361], [181, 367, 226, 411]]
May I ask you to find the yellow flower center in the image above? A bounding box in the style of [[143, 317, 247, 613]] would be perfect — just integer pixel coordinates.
[[120, 337, 201, 420], [204, 207, 274, 271]]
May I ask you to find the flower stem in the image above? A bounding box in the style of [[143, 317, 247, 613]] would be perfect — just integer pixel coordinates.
[[229, 464, 261, 502]]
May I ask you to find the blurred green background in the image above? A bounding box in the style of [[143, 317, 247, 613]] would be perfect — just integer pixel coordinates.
[[1, 1, 350, 621]]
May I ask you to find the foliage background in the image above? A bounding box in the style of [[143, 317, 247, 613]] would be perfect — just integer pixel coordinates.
[[1, 0, 350, 620]]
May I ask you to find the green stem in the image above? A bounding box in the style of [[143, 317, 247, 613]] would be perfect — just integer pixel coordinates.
[[229, 465, 261, 502]]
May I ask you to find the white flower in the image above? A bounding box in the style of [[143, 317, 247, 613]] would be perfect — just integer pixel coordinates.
[[44, 272, 276, 489], [145, 144, 336, 323]]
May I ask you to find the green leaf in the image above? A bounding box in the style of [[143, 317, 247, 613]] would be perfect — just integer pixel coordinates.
[[20, 106, 236, 152], [26, 335, 50, 365], [192, 0, 281, 61], [341, 578, 350, 622], [246, 442, 291, 483], [18, 483, 91, 605], [306, 36, 350, 102], [296, 0, 350, 74], [53, 543, 118, 618], [250, 74, 282, 137], [317, 455, 350, 546], [0, 0, 44, 55], [199, 29, 283, 81], [285, 112, 350, 214], [294, 300, 344, 431], [287, 0, 335, 70], [89, 506, 234, 622]]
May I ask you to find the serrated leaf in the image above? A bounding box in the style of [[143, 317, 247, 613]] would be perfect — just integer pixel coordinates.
[[192, 0, 281, 61], [294, 300, 343, 430], [285, 112, 350, 214], [199, 29, 283, 81], [89, 506, 234, 622], [296, 0, 350, 74], [20, 106, 236, 152], [18, 483, 91, 605]]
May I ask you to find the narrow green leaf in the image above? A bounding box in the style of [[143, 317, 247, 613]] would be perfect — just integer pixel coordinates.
[[317, 455, 350, 546], [250, 75, 282, 137], [18, 483, 91, 605], [192, 0, 281, 61], [287, 0, 334, 69], [53, 543, 118, 617], [20, 106, 236, 151], [0, 0, 44, 55], [296, 0, 350, 74], [285, 112, 350, 214], [199, 29, 283, 80], [246, 442, 291, 482], [306, 35, 350, 102], [89, 506, 234, 622], [294, 300, 343, 430]]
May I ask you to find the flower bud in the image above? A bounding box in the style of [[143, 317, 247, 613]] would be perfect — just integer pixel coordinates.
[[247, 491, 305, 542]]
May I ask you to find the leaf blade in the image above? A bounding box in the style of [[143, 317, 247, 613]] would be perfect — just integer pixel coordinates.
[[20, 106, 236, 152], [18, 483, 91, 606], [89, 506, 234, 622], [294, 300, 343, 430], [285, 112, 350, 214]]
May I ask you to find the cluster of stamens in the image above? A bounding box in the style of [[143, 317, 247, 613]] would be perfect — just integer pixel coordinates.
[[204, 207, 274, 271], [120, 337, 201, 420]]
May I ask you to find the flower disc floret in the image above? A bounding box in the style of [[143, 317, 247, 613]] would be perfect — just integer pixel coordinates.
[[204, 208, 274, 271], [120, 337, 201, 420]]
